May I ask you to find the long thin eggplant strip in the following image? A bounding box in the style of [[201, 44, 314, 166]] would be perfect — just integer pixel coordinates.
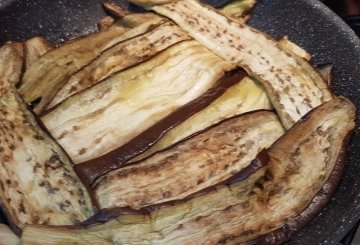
[[95, 111, 284, 209], [24, 36, 52, 70], [19, 13, 164, 113], [131, 77, 272, 163], [21, 97, 355, 245], [139, 0, 333, 128], [219, 0, 256, 22], [0, 43, 24, 86], [0, 46, 93, 231], [47, 22, 190, 109], [42, 41, 235, 165]]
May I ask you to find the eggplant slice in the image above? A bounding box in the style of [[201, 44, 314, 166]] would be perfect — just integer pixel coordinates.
[[47, 21, 190, 109], [20, 96, 355, 244], [41, 41, 235, 165], [0, 45, 93, 233], [19, 13, 164, 113], [130, 76, 272, 163], [134, 0, 333, 129], [0, 42, 24, 86], [95, 110, 284, 209], [0, 224, 19, 245], [24, 36, 52, 71]]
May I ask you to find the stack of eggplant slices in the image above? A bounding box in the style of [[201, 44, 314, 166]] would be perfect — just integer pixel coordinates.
[[0, 0, 356, 244]]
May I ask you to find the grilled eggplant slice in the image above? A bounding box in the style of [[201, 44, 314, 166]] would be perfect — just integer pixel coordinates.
[[95, 110, 284, 209], [131, 77, 272, 162], [137, 0, 333, 128], [0, 224, 19, 245], [219, 0, 256, 23], [0, 45, 93, 232], [20, 97, 355, 245], [0, 42, 24, 86], [47, 22, 190, 109], [97, 16, 115, 32], [277, 36, 311, 61], [102, 2, 130, 18], [19, 13, 164, 113], [42, 41, 235, 165], [24, 36, 52, 71]]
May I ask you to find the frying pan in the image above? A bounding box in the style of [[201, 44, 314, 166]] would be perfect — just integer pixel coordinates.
[[0, 0, 360, 244]]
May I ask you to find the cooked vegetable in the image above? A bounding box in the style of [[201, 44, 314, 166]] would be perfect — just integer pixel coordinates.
[[0, 42, 24, 86], [0, 45, 93, 233], [0, 224, 19, 245], [219, 0, 256, 23], [42, 41, 235, 166], [137, 0, 333, 128], [24, 36, 52, 70], [95, 110, 284, 209], [20, 96, 355, 245], [317, 63, 333, 86], [97, 16, 115, 32], [277, 36, 311, 61], [102, 2, 130, 18], [19, 13, 164, 113], [47, 22, 190, 109], [130, 77, 272, 162]]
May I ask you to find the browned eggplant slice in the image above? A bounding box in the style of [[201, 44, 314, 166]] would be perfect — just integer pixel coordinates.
[[277, 36, 311, 61], [47, 22, 190, 109], [0, 45, 94, 233], [219, 0, 257, 23], [24, 36, 52, 71], [19, 13, 164, 113], [136, 0, 333, 128], [130, 76, 272, 163], [0, 224, 19, 245], [97, 16, 115, 32], [317, 63, 333, 86], [102, 2, 130, 18], [0, 42, 24, 86], [41, 41, 235, 165], [20, 96, 355, 244], [95, 110, 284, 209]]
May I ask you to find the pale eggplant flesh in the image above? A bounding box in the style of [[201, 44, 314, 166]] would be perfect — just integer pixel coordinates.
[[130, 76, 272, 163], [19, 13, 164, 113], [47, 22, 190, 109], [95, 110, 284, 210], [20, 96, 355, 245], [0, 42, 24, 86], [0, 224, 19, 245], [0, 45, 94, 233], [137, 0, 333, 129], [41, 41, 235, 166]]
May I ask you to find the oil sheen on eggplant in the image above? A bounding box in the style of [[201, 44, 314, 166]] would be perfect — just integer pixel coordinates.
[[41, 41, 235, 165], [20, 97, 355, 244], [95, 110, 284, 209], [19, 13, 164, 113], [0, 45, 93, 232], [136, 0, 333, 129]]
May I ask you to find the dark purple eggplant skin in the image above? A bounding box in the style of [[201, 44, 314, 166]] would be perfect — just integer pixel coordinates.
[[75, 69, 247, 187]]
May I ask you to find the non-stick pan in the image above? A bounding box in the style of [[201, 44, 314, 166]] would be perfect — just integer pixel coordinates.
[[0, 0, 359, 244]]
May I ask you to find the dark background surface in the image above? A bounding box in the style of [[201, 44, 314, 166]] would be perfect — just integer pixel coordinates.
[[0, 0, 360, 244]]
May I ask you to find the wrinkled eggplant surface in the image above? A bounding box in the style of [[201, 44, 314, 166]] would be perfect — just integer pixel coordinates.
[[95, 110, 284, 209], [47, 22, 190, 109], [137, 0, 333, 129], [20, 97, 355, 245], [42, 41, 235, 165], [0, 45, 93, 233], [19, 13, 164, 113]]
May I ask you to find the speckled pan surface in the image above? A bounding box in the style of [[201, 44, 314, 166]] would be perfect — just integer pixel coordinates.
[[0, 0, 360, 244]]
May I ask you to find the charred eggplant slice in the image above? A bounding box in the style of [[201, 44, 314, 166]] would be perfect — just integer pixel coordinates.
[[0, 45, 93, 232], [135, 0, 333, 128], [20, 97, 355, 244], [47, 22, 190, 109], [95, 110, 284, 209], [130, 76, 272, 163], [42, 41, 235, 165], [19, 13, 164, 113]]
